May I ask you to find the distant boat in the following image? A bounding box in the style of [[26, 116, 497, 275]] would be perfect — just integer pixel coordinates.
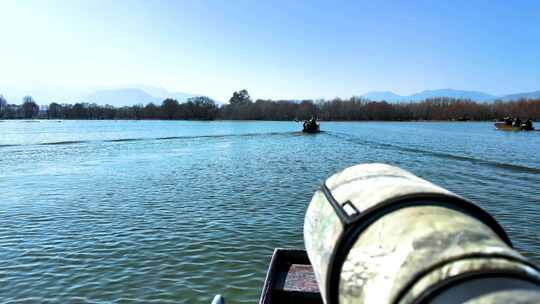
[[494, 121, 535, 131], [302, 124, 320, 133], [302, 121, 320, 133]]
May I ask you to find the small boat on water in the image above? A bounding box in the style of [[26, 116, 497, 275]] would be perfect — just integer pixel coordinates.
[[455, 116, 471, 121], [302, 117, 320, 133], [494, 121, 535, 131], [259, 249, 322, 304], [302, 123, 320, 133], [494, 122, 523, 131]]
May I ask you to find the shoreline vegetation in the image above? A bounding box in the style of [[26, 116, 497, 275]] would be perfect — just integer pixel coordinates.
[[1, 90, 539, 121]]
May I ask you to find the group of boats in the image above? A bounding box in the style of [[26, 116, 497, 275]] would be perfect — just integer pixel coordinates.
[[494, 117, 535, 131], [298, 116, 535, 133]]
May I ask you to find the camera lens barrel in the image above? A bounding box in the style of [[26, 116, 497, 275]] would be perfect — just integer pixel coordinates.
[[304, 163, 540, 304]]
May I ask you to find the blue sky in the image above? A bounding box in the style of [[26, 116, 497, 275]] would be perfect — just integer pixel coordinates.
[[0, 0, 539, 101]]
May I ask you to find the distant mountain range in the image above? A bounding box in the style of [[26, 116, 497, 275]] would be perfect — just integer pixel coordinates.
[[81, 87, 197, 106], [1, 85, 539, 106], [498, 90, 540, 101], [0, 85, 197, 107], [360, 89, 540, 103]]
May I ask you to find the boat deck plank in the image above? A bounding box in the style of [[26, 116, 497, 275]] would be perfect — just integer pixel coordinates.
[[283, 264, 320, 293]]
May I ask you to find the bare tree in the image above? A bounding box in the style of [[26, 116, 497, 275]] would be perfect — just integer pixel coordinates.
[[22, 96, 39, 119], [0, 94, 7, 118]]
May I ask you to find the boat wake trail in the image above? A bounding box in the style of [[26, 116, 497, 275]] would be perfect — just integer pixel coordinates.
[[1, 131, 298, 148], [43, 140, 87, 145], [325, 131, 540, 175]]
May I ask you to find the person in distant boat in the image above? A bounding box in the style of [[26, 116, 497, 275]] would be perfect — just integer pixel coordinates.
[[513, 117, 522, 128], [524, 119, 533, 130], [310, 116, 317, 126], [504, 116, 513, 125], [304, 116, 315, 128]]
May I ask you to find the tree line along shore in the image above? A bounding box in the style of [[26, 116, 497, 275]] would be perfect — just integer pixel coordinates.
[[1, 90, 539, 121]]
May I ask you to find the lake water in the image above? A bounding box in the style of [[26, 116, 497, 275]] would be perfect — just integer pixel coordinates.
[[1, 120, 539, 303]]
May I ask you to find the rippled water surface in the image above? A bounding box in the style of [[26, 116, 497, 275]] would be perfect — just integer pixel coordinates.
[[1, 120, 539, 303]]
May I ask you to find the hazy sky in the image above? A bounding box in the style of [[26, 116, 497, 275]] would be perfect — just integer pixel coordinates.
[[1, 0, 539, 101]]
